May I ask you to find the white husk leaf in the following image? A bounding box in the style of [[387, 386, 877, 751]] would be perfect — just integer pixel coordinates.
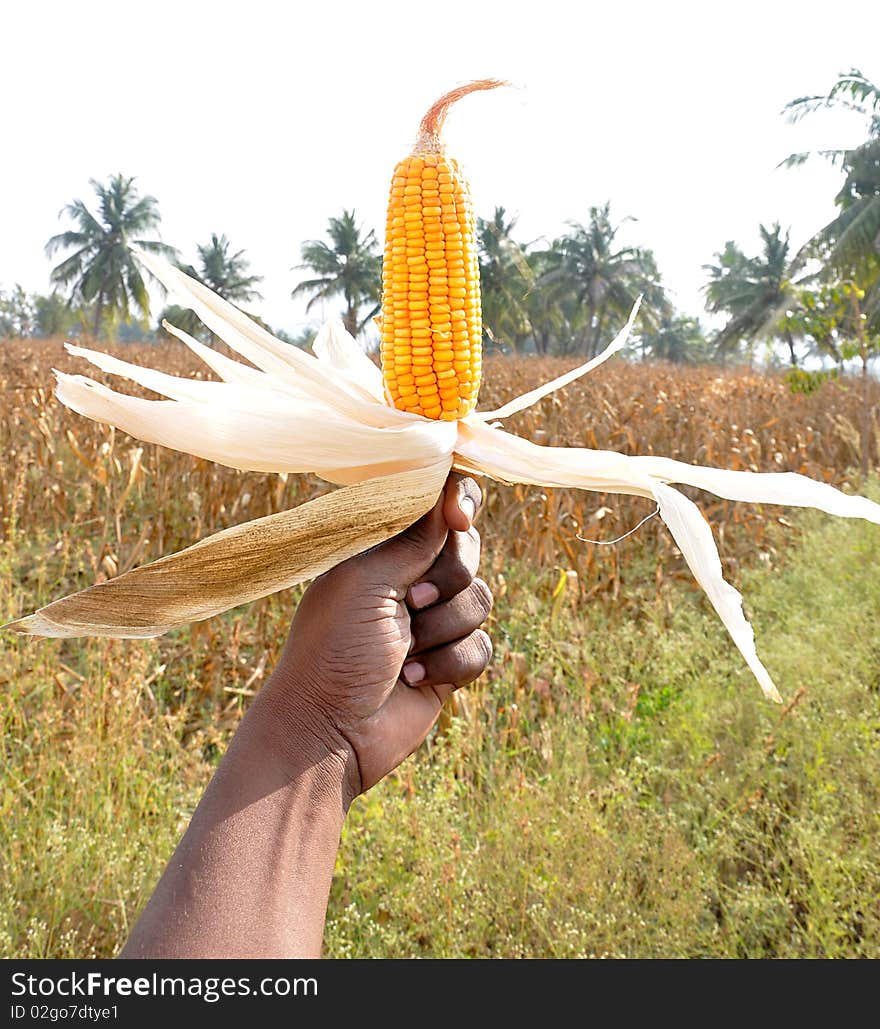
[[630, 455, 880, 524], [312, 320, 386, 403], [455, 420, 880, 702], [652, 482, 782, 703], [472, 297, 641, 421], [4, 461, 452, 639], [134, 248, 390, 421], [161, 320, 271, 388], [454, 420, 656, 497], [54, 368, 456, 482]]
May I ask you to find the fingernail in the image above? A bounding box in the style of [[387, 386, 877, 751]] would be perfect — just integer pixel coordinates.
[[460, 496, 476, 523], [403, 661, 425, 684], [409, 582, 439, 609]]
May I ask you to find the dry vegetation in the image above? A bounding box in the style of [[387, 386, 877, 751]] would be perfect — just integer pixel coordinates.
[[1, 336, 878, 957], [3, 336, 875, 581]]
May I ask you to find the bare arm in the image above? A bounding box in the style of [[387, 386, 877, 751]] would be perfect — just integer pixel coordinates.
[[120, 474, 491, 958]]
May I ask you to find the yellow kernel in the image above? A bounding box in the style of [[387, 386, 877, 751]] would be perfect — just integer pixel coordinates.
[[414, 372, 436, 386]]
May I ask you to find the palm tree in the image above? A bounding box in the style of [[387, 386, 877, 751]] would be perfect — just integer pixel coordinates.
[[192, 233, 263, 304], [163, 234, 264, 342], [783, 69, 880, 273], [477, 206, 533, 352], [703, 223, 800, 364], [46, 174, 176, 338], [640, 314, 711, 364], [539, 203, 666, 357], [291, 210, 381, 338], [523, 243, 570, 355]]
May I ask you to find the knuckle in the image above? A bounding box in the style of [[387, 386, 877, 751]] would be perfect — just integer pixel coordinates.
[[400, 528, 439, 565], [472, 628, 493, 666], [470, 577, 494, 617], [445, 557, 473, 595]]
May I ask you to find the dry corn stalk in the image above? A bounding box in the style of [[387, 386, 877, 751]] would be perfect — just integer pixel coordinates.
[[5, 81, 880, 703]]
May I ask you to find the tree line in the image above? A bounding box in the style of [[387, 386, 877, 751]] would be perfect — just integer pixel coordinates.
[[2, 70, 877, 369]]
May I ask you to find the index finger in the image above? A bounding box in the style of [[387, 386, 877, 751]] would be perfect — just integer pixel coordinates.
[[442, 473, 483, 533]]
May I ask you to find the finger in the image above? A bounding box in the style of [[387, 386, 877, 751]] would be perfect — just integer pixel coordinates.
[[409, 578, 493, 655], [352, 491, 449, 596], [401, 629, 493, 690], [406, 524, 480, 608], [443, 473, 483, 533]]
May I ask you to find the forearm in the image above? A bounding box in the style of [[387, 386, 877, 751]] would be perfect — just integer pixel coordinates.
[[120, 677, 349, 959]]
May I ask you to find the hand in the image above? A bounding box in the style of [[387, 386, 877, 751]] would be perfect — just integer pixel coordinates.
[[257, 473, 493, 804]]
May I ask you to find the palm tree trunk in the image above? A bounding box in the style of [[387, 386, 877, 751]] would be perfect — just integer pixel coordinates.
[[784, 330, 798, 367], [93, 293, 104, 340], [592, 303, 609, 357], [851, 291, 872, 479], [586, 299, 608, 358], [344, 305, 358, 338]]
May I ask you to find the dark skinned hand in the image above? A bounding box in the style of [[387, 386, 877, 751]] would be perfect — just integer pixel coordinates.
[[258, 472, 493, 804]]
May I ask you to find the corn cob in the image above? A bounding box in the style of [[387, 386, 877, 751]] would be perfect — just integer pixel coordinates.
[[380, 80, 504, 420]]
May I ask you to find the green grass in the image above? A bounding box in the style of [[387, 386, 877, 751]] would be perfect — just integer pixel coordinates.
[[324, 489, 880, 958], [2, 486, 879, 957]]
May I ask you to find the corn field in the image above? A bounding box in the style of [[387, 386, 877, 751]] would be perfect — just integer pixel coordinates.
[[2, 335, 879, 958], [3, 336, 876, 602]]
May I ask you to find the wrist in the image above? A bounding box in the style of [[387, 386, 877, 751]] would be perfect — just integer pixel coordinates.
[[242, 665, 360, 811]]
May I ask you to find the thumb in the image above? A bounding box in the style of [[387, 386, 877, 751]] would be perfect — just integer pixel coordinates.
[[354, 491, 449, 590]]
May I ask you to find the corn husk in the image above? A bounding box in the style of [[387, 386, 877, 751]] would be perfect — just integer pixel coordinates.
[[4, 461, 451, 638]]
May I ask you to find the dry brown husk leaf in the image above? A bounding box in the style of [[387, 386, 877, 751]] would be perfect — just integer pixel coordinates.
[[4, 460, 451, 639]]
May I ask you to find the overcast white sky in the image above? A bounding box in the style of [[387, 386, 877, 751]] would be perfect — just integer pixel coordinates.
[[1, 0, 878, 337]]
